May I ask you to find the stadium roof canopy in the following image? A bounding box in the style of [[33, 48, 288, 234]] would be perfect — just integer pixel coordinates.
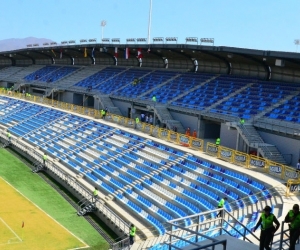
[[1, 43, 300, 82]]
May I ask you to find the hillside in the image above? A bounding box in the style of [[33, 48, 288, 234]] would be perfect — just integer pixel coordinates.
[[0, 37, 54, 52]]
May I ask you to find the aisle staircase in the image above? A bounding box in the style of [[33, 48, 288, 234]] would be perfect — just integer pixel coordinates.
[[152, 105, 185, 133], [233, 123, 287, 164], [77, 198, 97, 216]]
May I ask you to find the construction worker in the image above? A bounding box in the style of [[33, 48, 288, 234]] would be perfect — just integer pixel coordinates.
[[7, 131, 11, 143], [284, 204, 300, 250], [93, 187, 98, 203], [185, 127, 191, 137], [135, 117, 139, 129], [240, 118, 245, 125], [129, 224, 136, 245], [216, 137, 220, 146], [253, 206, 280, 250], [192, 129, 197, 138], [101, 109, 106, 119], [43, 153, 48, 167], [217, 197, 227, 217], [152, 95, 156, 102]]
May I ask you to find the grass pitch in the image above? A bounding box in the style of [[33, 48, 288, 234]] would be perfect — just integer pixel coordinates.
[[0, 148, 110, 250]]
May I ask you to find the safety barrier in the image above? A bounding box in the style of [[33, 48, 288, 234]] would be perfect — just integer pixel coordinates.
[[285, 179, 300, 196]]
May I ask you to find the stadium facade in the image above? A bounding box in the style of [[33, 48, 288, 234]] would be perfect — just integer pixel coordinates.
[[0, 42, 300, 249]]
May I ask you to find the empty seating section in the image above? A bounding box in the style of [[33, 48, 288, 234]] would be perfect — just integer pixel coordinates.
[[74, 67, 126, 88], [97, 68, 151, 94], [113, 71, 178, 98], [0, 97, 25, 117], [213, 81, 299, 119], [24, 66, 77, 82], [0, 66, 23, 80], [0, 95, 272, 236], [9, 109, 65, 136], [172, 78, 241, 110], [141, 72, 212, 103], [265, 93, 300, 122]]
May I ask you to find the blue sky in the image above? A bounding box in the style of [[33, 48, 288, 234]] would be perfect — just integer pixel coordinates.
[[1, 0, 300, 52]]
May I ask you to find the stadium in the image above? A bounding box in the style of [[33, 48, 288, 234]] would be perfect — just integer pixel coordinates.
[[0, 36, 300, 250]]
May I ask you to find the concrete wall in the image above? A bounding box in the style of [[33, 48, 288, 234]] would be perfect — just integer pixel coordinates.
[[61, 92, 74, 104], [220, 123, 238, 149], [259, 130, 300, 167], [112, 99, 131, 117], [169, 111, 198, 131], [73, 93, 83, 106]]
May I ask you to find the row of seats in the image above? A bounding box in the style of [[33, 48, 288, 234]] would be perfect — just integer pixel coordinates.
[[0, 96, 272, 236], [24, 66, 78, 83]]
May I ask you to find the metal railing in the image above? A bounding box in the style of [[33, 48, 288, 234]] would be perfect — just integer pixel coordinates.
[[166, 209, 257, 250], [0, 130, 130, 237]]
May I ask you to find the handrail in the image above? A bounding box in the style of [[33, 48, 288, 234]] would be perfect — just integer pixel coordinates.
[[166, 209, 259, 250], [0, 131, 130, 238]]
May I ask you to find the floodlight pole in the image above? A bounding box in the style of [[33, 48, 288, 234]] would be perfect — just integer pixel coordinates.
[[147, 0, 153, 44], [101, 20, 107, 41]]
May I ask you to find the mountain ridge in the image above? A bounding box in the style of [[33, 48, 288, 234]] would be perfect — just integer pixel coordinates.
[[0, 37, 54, 52]]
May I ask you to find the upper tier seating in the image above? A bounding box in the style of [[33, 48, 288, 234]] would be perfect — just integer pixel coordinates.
[[96, 68, 152, 93], [172, 77, 242, 110], [140, 72, 213, 104], [74, 67, 126, 89], [113, 70, 178, 98], [264, 93, 300, 123], [212, 81, 299, 119], [24, 66, 78, 83]]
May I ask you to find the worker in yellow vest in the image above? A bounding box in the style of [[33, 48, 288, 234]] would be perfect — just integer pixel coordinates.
[[101, 109, 106, 119], [217, 197, 227, 217], [215, 137, 220, 146], [7, 132, 11, 143], [129, 224, 136, 245], [284, 204, 300, 250], [43, 153, 48, 167], [93, 187, 98, 203], [253, 206, 280, 250], [135, 117, 139, 129]]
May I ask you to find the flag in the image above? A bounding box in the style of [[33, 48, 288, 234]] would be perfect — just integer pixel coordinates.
[[84, 48, 87, 57], [114, 47, 118, 58], [60, 49, 62, 59], [51, 50, 56, 57], [125, 48, 129, 59], [137, 48, 143, 58], [92, 47, 95, 57], [22, 221, 24, 228]]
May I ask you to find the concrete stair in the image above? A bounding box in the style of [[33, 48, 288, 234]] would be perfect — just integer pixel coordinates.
[[153, 105, 185, 133], [236, 124, 287, 165], [95, 94, 123, 116]]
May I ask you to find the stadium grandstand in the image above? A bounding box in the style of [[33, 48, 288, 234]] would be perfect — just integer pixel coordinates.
[[0, 42, 300, 250]]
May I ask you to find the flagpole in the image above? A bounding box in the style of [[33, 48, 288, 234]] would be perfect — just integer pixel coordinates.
[[147, 0, 153, 45]]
